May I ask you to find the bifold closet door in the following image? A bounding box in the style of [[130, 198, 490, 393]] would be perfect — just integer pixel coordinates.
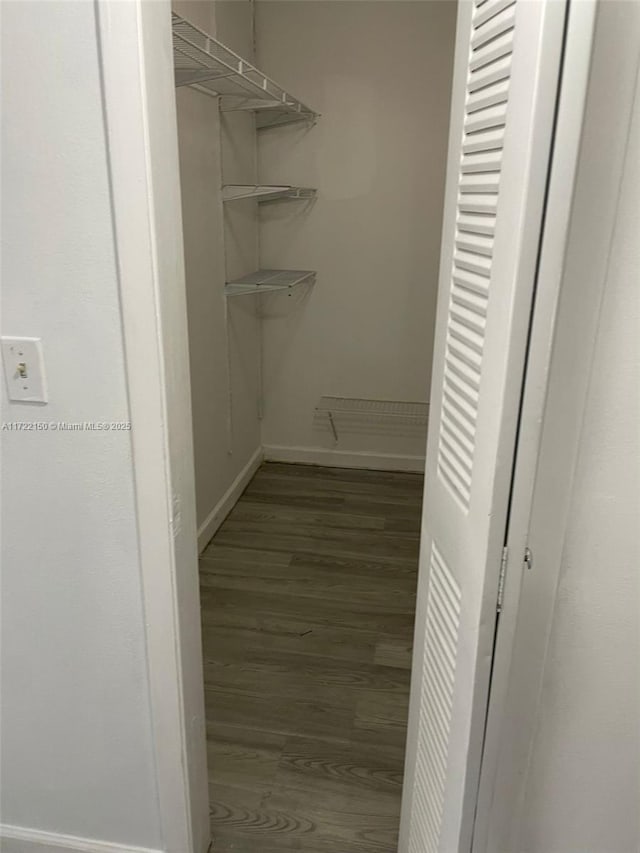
[[399, 1, 567, 851]]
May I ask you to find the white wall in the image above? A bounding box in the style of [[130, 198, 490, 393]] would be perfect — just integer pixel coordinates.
[[255, 0, 456, 467], [0, 1, 161, 848], [176, 1, 457, 480], [174, 0, 261, 544], [519, 7, 640, 851]]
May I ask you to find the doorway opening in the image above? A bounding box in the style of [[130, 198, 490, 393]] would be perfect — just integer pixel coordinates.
[[164, 0, 568, 850], [171, 1, 456, 849]]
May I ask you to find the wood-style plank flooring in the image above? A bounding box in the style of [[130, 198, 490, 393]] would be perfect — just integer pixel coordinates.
[[199, 462, 423, 853]]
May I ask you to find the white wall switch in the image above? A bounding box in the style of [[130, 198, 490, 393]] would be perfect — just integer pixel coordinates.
[[1, 337, 48, 403]]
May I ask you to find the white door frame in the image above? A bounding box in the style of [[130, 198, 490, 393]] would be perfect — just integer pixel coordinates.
[[97, 2, 209, 852], [473, 0, 640, 848], [470, 0, 598, 844], [96, 0, 618, 850]]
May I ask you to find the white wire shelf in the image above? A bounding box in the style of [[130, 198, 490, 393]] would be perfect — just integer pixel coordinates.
[[316, 397, 428, 420], [225, 269, 316, 297], [222, 185, 317, 203], [172, 13, 318, 128], [316, 397, 429, 441]]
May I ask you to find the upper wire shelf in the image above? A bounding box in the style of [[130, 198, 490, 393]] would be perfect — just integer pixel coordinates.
[[223, 185, 317, 203], [225, 269, 316, 297], [172, 13, 318, 128]]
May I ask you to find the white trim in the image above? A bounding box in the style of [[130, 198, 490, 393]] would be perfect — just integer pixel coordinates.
[[197, 447, 263, 552], [0, 824, 162, 853], [262, 444, 426, 473], [471, 1, 637, 849], [96, 2, 208, 852]]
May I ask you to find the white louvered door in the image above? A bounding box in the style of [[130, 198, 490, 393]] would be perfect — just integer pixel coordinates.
[[399, 2, 567, 851]]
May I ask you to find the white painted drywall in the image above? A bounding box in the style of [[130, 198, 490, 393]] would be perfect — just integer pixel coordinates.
[[0, 1, 161, 848], [174, 0, 261, 542], [255, 0, 456, 464], [519, 14, 640, 852]]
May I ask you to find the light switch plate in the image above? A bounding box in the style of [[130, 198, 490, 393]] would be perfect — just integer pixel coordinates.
[[1, 337, 48, 403]]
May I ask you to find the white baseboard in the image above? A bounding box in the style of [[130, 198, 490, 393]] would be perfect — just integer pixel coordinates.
[[197, 446, 263, 552], [262, 444, 425, 473], [0, 825, 161, 853]]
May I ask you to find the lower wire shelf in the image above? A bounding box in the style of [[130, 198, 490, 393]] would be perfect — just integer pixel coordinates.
[[225, 269, 316, 297], [315, 396, 429, 442], [223, 185, 316, 203]]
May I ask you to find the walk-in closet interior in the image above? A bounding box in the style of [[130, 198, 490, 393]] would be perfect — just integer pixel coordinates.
[[172, 1, 456, 848]]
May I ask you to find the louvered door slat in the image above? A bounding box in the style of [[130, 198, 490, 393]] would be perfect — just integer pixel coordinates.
[[432, 0, 519, 514], [470, 4, 515, 50], [467, 54, 512, 92], [400, 0, 566, 850], [469, 30, 514, 72], [473, 0, 515, 29], [456, 213, 496, 237]]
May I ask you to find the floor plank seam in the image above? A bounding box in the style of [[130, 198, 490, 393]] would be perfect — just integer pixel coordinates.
[[200, 462, 422, 853]]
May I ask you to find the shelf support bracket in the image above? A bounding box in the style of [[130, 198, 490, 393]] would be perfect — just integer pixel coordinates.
[[327, 410, 338, 443]]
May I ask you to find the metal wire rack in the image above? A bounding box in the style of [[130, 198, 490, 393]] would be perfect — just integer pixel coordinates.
[[222, 185, 317, 203], [172, 13, 318, 128], [225, 269, 316, 297], [315, 397, 429, 441]]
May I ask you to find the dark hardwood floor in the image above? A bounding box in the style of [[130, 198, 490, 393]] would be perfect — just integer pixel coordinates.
[[199, 462, 423, 853]]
